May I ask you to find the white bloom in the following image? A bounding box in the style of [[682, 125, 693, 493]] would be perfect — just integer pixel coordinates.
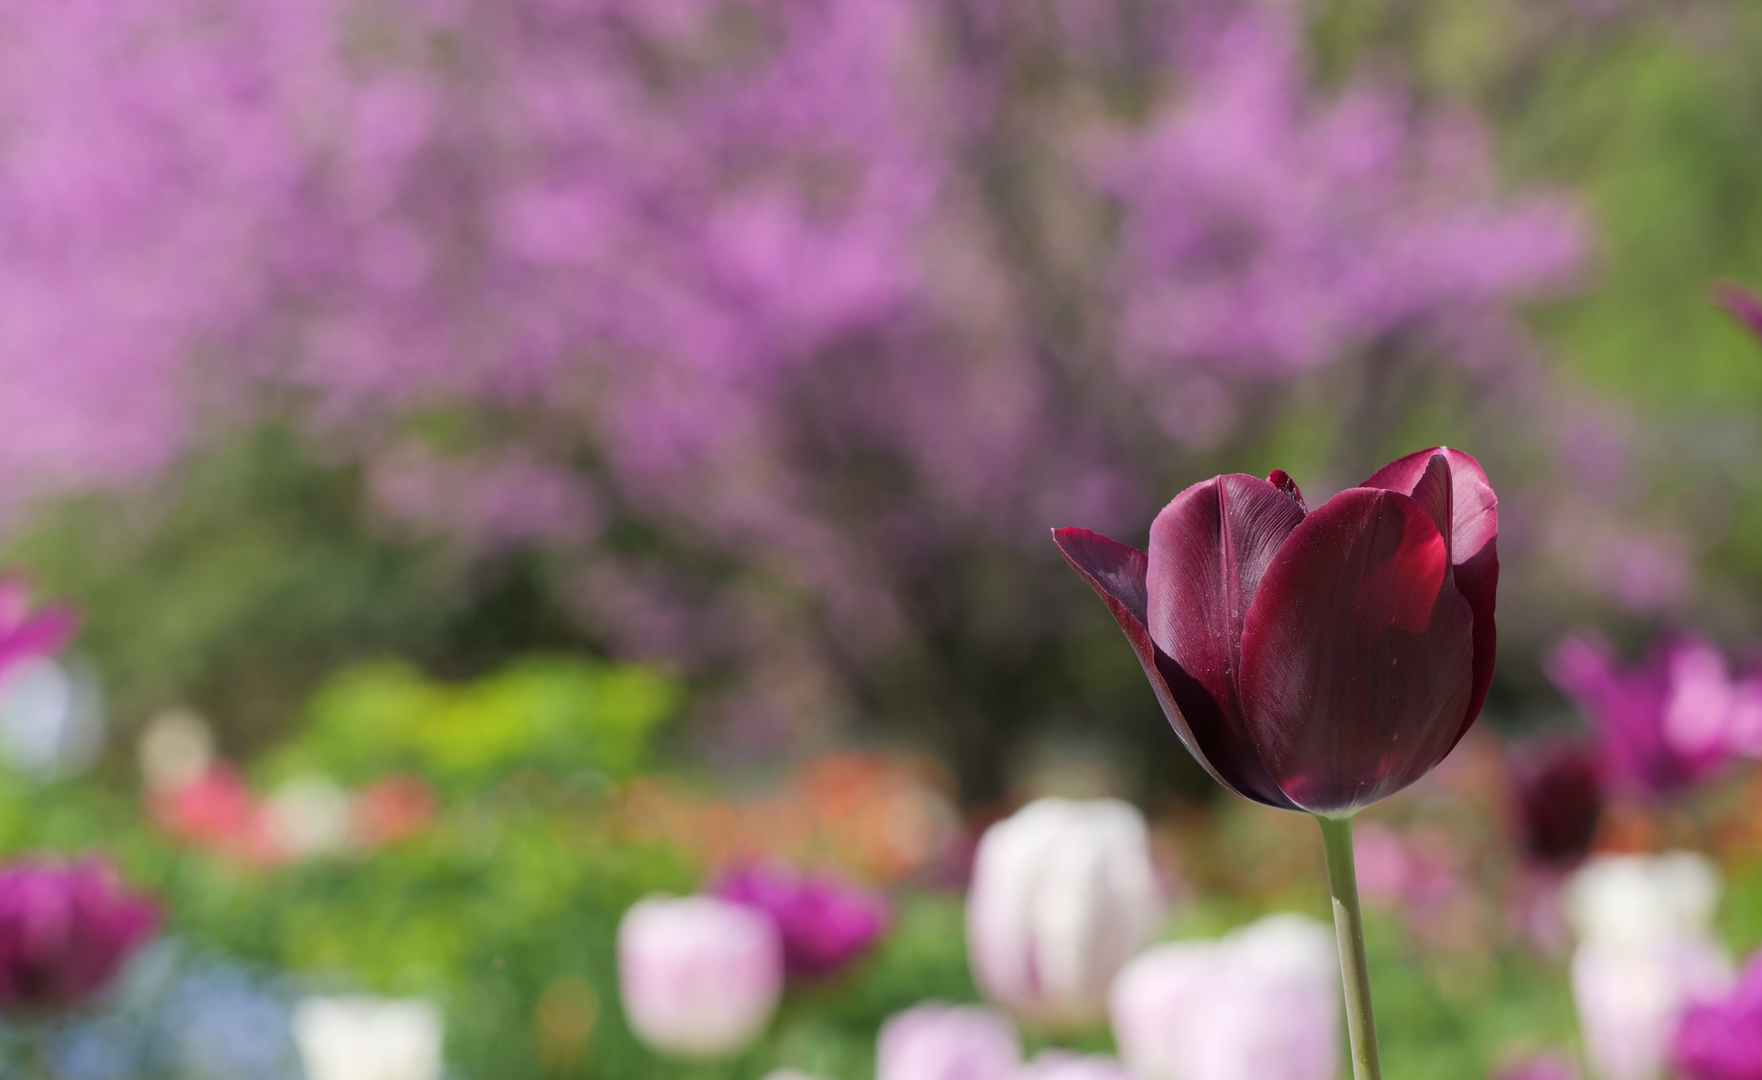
[[1110, 913, 1339, 1080], [1566, 852, 1733, 1080], [138, 708, 214, 793], [292, 996, 443, 1080], [877, 1002, 1020, 1080], [265, 774, 352, 858], [618, 895, 783, 1060], [966, 797, 1162, 1029], [0, 656, 103, 777]]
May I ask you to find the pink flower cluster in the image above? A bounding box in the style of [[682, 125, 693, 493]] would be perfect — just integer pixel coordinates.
[[1547, 634, 1762, 800]]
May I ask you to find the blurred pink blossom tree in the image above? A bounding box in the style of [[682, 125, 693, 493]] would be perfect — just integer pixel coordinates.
[[0, 0, 1582, 790]]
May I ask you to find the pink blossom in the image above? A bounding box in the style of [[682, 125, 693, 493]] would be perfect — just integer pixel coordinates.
[[1547, 634, 1762, 799]]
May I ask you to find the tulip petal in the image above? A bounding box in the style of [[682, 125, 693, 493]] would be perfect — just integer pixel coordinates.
[[1238, 488, 1475, 813], [1053, 527, 1295, 809], [1363, 447, 1495, 564], [1267, 470, 1307, 511], [1364, 446, 1498, 736], [1144, 475, 1307, 807]]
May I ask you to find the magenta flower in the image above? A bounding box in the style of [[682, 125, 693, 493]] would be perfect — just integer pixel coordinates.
[[711, 863, 890, 979], [1673, 953, 1762, 1080], [0, 579, 77, 682], [0, 858, 158, 1015], [1508, 739, 1605, 869], [1546, 634, 1761, 800], [1715, 281, 1762, 345], [1054, 446, 1498, 815]]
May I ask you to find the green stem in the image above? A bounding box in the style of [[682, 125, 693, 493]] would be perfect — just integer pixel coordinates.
[[1318, 815, 1382, 1080]]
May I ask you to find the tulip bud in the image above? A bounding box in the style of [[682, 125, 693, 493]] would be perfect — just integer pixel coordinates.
[[292, 995, 443, 1080], [966, 798, 1160, 1029], [1016, 1050, 1136, 1079], [0, 858, 158, 1016], [1110, 913, 1339, 1080], [1508, 739, 1604, 869], [1567, 853, 1732, 1080], [617, 895, 783, 1060], [877, 1002, 1020, 1080]]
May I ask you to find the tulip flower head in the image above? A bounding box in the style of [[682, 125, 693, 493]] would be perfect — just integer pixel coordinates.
[[1110, 913, 1340, 1080], [712, 862, 890, 979], [966, 797, 1161, 1030], [0, 858, 158, 1016], [291, 995, 443, 1080], [877, 1002, 1021, 1080], [1547, 635, 1762, 800], [1055, 447, 1497, 815], [1567, 852, 1732, 1080], [1508, 739, 1605, 869], [617, 894, 783, 1060], [1672, 951, 1762, 1080]]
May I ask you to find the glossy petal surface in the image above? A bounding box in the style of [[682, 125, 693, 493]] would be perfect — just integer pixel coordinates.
[[1238, 488, 1474, 813], [1143, 475, 1306, 807], [1364, 446, 1498, 735]]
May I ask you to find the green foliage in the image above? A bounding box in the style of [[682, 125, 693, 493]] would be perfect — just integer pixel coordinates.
[[291, 656, 680, 791]]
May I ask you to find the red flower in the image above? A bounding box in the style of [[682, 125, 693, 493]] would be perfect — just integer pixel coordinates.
[[1054, 447, 1498, 815]]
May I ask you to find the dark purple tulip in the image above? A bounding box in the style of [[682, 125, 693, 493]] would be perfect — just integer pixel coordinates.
[[0, 858, 158, 1015], [1672, 953, 1762, 1080], [1507, 739, 1604, 869], [712, 863, 890, 979], [1715, 281, 1762, 346], [1054, 447, 1497, 815]]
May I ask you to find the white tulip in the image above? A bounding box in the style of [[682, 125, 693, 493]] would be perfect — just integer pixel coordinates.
[[618, 894, 783, 1060], [292, 996, 443, 1080], [138, 708, 214, 793], [966, 797, 1162, 1029], [265, 774, 352, 859], [0, 656, 103, 777], [877, 1001, 1020, 1080], [1565, 852, 1733, 1080], [1110, 913, 1339, 1080]]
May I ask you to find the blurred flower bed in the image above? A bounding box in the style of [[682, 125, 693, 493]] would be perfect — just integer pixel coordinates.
[[7, 588, 1762, 1080]]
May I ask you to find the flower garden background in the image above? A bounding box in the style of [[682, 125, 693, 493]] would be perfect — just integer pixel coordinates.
[[1, 0, 1762, 1077]]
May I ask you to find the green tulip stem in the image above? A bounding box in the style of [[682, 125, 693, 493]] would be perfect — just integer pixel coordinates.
[[1319, 815, 1382, 1080]]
